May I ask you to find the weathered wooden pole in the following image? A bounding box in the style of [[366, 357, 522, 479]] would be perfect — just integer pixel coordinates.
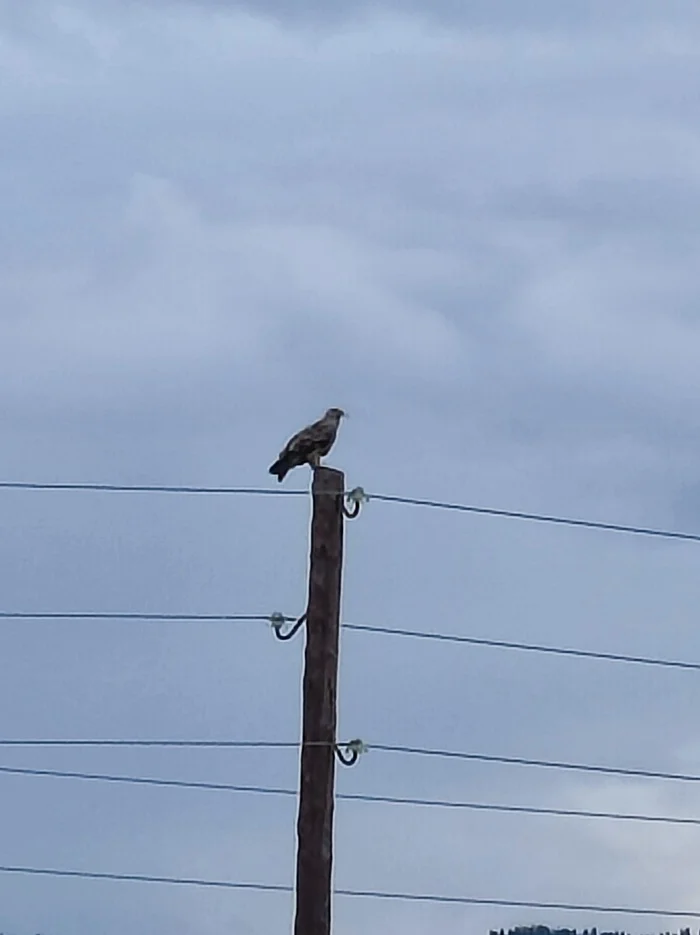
[[293, 466, 345, 935]]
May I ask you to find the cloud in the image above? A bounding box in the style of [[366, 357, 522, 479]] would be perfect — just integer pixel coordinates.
[[121, 0, 700, 36], [0, 170, 463, 411], [2, 2, 700, 933]]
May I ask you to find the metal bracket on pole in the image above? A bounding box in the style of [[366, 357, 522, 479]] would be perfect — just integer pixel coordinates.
[[334, 738, 368, 767], [271, 611, 307, 642], [343, 487, 369, 519]]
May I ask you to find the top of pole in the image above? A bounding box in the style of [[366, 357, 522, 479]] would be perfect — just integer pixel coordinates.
[[311, 466, 345, 498]]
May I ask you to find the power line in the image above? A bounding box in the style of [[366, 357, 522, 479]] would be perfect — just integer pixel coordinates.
[[339, 791, 700, 827], [370, 492, 700, 543], [0, 864, 698, 919], [373, 744, 700, 785], [0, 612, 274, 620], [0, 764, 292, 798], [0, 482, 306, 497], [344, 623, 700, 671], [0, 738, 301, 748], [1, 739, 698, 786], [1, 610, 697, 673], [0, 863, 291, 893], [1, 480, 699, 544], [3, 762, 700, 828]]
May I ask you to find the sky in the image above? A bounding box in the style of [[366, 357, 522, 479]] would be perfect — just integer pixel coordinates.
[[1, 0, 700, 933]]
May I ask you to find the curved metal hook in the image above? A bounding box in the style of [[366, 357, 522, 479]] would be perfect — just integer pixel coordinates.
[[271, 612, 307, 642], [342, 500, 361, 519], [334, 744, 359, 766], [343, 487, 369, 520], [334, 738, 367, 767]]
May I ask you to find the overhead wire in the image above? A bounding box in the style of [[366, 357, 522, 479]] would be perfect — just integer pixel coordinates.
[[0, 738, 301, 748], [343, 622, 700, 671], [372, 744, 700, 785], [1, 479, 699, 543], [4, 478, 699, 916], [0, 482, 306, 497], [370, 492, 700, 543], [1, 864, 698, 918], [0, 612, 273, 622], [2, 762, 700, 828], [0, 738, 697, 785], [1, 610, 697, 672]]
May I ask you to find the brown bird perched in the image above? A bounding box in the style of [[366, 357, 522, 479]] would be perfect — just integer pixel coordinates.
[[268, 408, 346, 482]]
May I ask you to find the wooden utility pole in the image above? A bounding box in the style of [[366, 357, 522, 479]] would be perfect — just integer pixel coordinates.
[[293, 466, 345, 935]]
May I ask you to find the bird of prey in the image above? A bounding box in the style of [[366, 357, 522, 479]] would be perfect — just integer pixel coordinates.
[[268, 408, 346, 482]]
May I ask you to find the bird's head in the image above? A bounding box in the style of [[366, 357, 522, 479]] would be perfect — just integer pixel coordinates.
[[325, 407, 347, 422]]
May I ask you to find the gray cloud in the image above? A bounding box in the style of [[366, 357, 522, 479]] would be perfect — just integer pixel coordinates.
[[126, 0, 700, 34], [1, 1, 700, 933]]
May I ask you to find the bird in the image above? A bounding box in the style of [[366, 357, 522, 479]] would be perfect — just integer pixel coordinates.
[[269, 408, 346, 482]]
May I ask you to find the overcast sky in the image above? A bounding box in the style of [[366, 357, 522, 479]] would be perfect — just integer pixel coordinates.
[[2, 1, 700, 933]]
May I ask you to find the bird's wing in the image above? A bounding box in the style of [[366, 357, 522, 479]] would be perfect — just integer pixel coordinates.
[[281, 418, 333, 459]]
